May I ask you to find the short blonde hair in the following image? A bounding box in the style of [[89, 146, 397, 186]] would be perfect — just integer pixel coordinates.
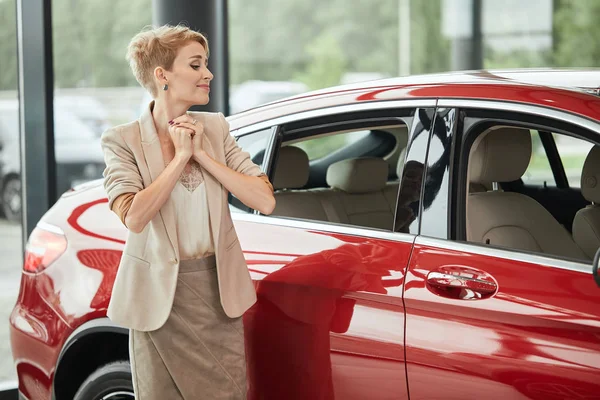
[[127, 24, 209, 97]]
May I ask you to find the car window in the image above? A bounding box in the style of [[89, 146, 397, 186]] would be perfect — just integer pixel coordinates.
[[553, 133, 595, 188], [268, 114, 414, 232], [293, 130, 370, 160], [461, 116, 592, 263], [521, 130, 556, 187], [229, 128, 272, 213]]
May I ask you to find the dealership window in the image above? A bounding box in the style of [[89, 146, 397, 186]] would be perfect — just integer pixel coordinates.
[[0, 0, 23, 387]]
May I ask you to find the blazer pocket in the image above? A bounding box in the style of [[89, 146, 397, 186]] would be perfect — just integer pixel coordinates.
[[122, 253, 151, 268], [224, 225, 239, 251], [225, 236, 239, 251], [223, 223, 235, 237]]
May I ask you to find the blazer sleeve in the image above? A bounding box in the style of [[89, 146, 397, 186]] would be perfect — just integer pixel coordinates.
[[218, 113, 274, 193], [101, 127, 144, 211]]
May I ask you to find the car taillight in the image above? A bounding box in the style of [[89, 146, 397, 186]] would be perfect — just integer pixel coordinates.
[[23, 225, 67, 273]]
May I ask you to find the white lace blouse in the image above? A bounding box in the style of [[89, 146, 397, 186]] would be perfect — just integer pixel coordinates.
[[168, 160, 214, 260]]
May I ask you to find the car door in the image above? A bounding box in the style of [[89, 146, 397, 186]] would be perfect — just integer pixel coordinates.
[[404, 103, 600, 399], [230, 102, 435, 399]]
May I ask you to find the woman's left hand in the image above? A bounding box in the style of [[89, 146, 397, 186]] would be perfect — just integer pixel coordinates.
[[171, 114, 205, 160], [192, 132, 205, 160]]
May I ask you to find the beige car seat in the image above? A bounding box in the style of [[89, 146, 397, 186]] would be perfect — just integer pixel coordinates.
[[572, 145, 600, 259], [467, 126, 588, 260]]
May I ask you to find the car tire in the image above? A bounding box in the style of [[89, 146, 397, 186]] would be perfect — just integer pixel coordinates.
[[73, 361, 135, 400], [1, 176, 21, 223]]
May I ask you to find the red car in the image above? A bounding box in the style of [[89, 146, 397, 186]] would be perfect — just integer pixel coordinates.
[[10, 69, 600, 400]]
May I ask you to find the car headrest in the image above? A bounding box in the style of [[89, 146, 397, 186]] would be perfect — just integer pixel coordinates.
[[327, 157, 388, 193], [581, 145, 600, 203], [469, 126, 532, 184], [273, 146, 310, 190]]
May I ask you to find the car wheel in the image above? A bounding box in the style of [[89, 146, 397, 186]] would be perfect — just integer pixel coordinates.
[[73, 361, 134, 400], [1, 176, 21, 223]]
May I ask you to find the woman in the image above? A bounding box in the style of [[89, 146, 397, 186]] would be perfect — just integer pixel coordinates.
[[101, 24, 275, 399]]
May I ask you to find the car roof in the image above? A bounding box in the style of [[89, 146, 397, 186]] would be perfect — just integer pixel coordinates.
[[227, 68, 600, 131]]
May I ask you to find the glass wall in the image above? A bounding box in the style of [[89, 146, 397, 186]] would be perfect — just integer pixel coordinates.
[[229, 0, 600, 113], [0, 0, 22, 387], [52, 1, 152, 196]]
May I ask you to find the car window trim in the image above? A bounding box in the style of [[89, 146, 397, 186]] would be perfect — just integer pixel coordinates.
[[232, 99, 437, 138], [416, 236, 592, 273], [437, 99, 600, 133], [232, 212, 416, 245]]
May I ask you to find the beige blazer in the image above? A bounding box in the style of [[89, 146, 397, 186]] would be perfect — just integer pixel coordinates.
[[101, 102, 263, 332]]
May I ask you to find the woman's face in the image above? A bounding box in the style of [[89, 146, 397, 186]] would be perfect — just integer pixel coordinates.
[[162, 41, 213, 105]]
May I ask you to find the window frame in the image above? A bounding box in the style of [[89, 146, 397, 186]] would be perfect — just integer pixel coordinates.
[[281, 117, 406, 189], [229, 99, 438, 238], [447, 100, 600, 263], [236, 102, 443, 235]]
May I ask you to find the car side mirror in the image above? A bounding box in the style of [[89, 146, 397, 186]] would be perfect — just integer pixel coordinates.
[[593, 248, 600, 288]]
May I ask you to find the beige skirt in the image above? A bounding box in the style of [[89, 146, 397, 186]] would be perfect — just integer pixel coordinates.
[[129, 255, 247, 400]]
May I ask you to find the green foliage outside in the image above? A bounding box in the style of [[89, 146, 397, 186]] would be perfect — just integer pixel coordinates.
[[1, 0, 598, 93], [0, 0, 597, 171], [0, 0, 152, 90]]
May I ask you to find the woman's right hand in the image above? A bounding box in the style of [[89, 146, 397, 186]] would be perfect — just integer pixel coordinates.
[[168, 122, 194, 161]]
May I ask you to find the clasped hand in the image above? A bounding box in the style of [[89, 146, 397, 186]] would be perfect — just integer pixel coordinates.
[[168, 114, 205, 161]]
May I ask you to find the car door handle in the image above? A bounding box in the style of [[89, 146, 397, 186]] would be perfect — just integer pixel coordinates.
[[426, 271, 497, 300]]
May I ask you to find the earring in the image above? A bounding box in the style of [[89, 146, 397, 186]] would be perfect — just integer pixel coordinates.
[[163, 84, 168, 91]]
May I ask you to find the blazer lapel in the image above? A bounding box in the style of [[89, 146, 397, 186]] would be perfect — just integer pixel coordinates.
[[191, 112, 223, 251], [139, 101, 179, 257], [190, 112, 225, 253]]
